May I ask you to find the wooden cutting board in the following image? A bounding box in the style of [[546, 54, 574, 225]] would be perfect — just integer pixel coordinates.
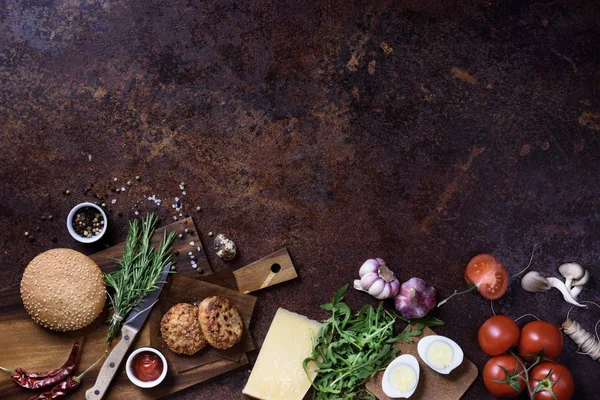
[[0, 217, 298, 399], [365, 327, 478, 400]]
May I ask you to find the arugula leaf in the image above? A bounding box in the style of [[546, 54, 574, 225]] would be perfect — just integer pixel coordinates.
[[304, 286, 444, 399]]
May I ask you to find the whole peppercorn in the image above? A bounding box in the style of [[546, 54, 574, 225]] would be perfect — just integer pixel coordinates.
[[135, 175, 141, 181], [196, 206, 201, 211], [65, 190, 71, 195], [48, 215, 53, 221]]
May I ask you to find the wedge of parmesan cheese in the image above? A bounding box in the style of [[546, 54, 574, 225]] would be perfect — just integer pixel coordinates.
[[242, 308, 322, 400]]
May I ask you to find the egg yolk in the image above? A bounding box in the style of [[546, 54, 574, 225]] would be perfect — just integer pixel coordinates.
[[426, 340, 454, 369], [390, 364, 417, 392]]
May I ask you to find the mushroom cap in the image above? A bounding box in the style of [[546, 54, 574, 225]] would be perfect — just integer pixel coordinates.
[[558, 263, 585, 280], [521, 271, 551, 293], [573, 269, 590, 286]]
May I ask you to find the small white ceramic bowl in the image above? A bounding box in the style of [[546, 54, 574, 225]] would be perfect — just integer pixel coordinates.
[[382, 354, 420, 398], [67, 202, 107, 243], [125, 347, 168, 388]]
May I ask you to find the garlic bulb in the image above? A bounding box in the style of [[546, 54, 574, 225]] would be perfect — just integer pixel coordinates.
[[394, 277, 436, 319], [353, 258, 400, 300]]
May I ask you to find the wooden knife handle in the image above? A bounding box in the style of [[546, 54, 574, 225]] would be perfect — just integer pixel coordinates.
[[86, 325, 137, 400]]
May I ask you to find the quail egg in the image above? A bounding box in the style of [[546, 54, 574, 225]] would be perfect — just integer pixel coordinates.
[[417, 335, 464, 374], [382, 354, 420, 398], [214, 233, 237, 261]]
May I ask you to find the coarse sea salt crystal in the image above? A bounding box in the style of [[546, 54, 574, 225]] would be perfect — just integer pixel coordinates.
[[134, 211, 139, 216], [192, 264, 198, 269], [173, 216, 177, 220], [182, 191, 187, 195], [189, 241, 195, 246], [111, 199, 117, 204], [179, 185, 185, 190], [121, 187, 126, 192], [113, 177, 118, 182], [197, 247, 202, 252], [188, 252, 193, 256]]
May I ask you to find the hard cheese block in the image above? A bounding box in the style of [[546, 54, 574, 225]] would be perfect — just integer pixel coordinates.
[[243, 308, 322, 400]]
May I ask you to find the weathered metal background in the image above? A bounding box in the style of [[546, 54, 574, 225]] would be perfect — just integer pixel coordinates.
[[1, 0, 599, 398]]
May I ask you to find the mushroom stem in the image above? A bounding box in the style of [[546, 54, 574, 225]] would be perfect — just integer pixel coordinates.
[[546, 277, 587, 307], [564, 277, 573, 291]]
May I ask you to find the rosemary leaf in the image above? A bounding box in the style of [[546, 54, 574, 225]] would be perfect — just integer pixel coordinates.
[[104, 214, 176, 342]]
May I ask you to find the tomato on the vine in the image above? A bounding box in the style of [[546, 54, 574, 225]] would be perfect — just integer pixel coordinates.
[[464, 254, 509, 300], [518, 320, 563, 361], [483, 354, 526, 398], [478, 315, 520, 356], [529, 362, 574, 400]]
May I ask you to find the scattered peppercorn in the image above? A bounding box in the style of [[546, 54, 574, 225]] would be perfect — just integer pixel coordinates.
[[72, 207, 105, 238], [127, 180, 132, 186], [41, 216, 46, 221], [50, 237, 58, 243], [65, 190, 71, 195], [24, 232, 29, 237], [196, 206, 201, 211], [135, 175, 141, 181], [208, 232, 214, 237], [28, 236, 35, 242], [178, 233, 183, 239], [48, 215, 53, 221], [101, 203, 106, 208], [184, 228, 189, 233]]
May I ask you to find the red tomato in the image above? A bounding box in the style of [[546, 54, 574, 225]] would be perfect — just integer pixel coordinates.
[[464, 254, 509, 300], [529, 362, 574, 400], [478, 315, 520, 356], [483, 354, 526, 397], [518, 320, 563, 361]]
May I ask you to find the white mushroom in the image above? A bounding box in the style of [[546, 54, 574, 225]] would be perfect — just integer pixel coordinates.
[[521, 271, 586, 308], [546, 277, 586, 307], [558, 263, 585, 291], [521, 271, 551, 292], [570, 270, 590, 299]]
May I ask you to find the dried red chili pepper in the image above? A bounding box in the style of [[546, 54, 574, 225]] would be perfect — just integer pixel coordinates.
[[0, 336, 83, 389], [28, 352, 106, 400]]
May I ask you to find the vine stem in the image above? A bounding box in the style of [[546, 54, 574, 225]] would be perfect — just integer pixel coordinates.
[[511, 351, 541, 398], [437, 286, 477, 308]]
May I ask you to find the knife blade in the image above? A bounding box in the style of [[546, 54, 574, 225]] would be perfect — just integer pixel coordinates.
[[86, 262, 172, 400]]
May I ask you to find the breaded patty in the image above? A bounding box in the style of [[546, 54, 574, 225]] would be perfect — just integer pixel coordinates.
[[160, 303, 207, 355], [198, 296, 243, 350]]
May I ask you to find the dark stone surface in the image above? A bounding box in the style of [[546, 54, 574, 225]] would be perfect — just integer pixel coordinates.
[[1, 0, 599, 398]]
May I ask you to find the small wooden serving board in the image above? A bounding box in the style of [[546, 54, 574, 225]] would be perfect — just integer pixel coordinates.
[[365, 327, 478, 400], [0, 217, 298, 399]]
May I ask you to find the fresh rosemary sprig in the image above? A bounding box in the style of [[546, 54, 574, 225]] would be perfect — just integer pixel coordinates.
[[104, 213, 176, 342]]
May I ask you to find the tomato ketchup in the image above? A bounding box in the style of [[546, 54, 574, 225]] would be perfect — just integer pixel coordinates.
[[131, 351, 163, 382]]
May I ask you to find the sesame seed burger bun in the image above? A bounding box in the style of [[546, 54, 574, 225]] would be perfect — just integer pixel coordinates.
[[21, 248, 106, 332]]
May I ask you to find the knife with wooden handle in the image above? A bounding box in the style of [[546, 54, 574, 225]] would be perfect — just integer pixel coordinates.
[[86, 262, 171, 400]]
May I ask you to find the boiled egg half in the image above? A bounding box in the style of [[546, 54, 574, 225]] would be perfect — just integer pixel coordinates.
[[417, 335, 463, 374], [382, 354, 420, 398]]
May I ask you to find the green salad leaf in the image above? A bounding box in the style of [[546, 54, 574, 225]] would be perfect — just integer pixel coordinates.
[[304, 284, 444, 399]]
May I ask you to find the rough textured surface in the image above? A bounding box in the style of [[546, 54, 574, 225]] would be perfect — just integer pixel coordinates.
[[0, 0, 599, 398]]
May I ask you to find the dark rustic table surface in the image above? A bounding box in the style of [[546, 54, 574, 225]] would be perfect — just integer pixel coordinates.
[[1, 0, 599, 399]]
